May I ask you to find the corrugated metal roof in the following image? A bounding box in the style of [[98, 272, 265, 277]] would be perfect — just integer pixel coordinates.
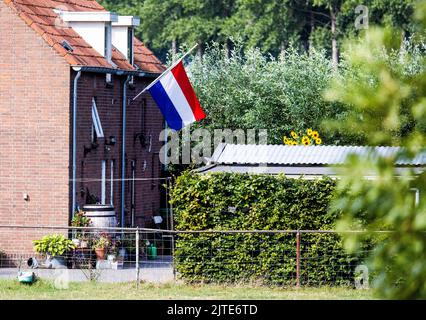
[[195, 164, 425, 177], [210, 144, 426, 166]]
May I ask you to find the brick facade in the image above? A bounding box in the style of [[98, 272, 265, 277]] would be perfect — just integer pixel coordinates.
[[0, 1, 71, 255], [0, 2, 164, 259], [73, 72, 164, 229]]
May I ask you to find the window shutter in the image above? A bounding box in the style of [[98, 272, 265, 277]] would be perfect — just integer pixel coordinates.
[[92, 98, 104, 138]]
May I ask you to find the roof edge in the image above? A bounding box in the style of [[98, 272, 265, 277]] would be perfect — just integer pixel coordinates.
[[71, 66, 160, 77]]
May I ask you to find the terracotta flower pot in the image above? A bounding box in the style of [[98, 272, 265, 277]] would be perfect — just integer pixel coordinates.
[[95, 248, 106, 260]]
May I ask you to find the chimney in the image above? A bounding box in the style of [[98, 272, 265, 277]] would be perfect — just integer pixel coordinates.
[[57, 11, 118, 64], [112, 16, 140, 65]]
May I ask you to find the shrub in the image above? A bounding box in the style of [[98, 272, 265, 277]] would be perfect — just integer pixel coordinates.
[[170, 172, 374, 285], [33, 234, 76, 258], [189, 43, 350, 145], [71, 211, 91, 228]]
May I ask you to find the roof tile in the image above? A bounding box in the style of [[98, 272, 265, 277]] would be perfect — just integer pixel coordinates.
[[18, 11, 33, 26], [52, 42, 69, 56], [3, 0, 164, 73]]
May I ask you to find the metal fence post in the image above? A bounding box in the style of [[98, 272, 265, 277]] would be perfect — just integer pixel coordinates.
[[296, 231, 301, 287], [172, 232, 176, 280], [135, 227, 140, 288]]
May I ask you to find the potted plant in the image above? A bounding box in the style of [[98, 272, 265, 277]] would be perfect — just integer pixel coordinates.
[[71, 210, 91, 248], [107, 238, 121, 262], [92, 233, 111, 260], [33, 234, 76, 268]]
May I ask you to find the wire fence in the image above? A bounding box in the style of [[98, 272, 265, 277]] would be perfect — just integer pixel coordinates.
[[0, 225, 384, 287]]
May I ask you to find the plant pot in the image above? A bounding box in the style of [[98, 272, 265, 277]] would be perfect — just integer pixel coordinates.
[[79, 240, 89, 249], [95, 248, 106, 260], [118, 248, 126, 260], [45, 256, 67, 269], [147, 245, 157, 260]]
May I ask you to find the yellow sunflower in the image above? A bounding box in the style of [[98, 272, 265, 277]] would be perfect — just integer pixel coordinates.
[[302, 136, 311, 146], [315, 138, 322, 145], [290, 131, 298, 139], [283, 136, 289, 144], [311, 131, 319, 139], [292, 141, 298, 145], [307, 128, 313, 136]]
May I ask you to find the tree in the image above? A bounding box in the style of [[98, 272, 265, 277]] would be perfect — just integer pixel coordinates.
[[221, 0, 308, 56], [101, 0, 237, 59], [188, 41, 354, 145], [327, 0, 426, 299], [311, 0, 343, 69], [100, 0, 417, 64]]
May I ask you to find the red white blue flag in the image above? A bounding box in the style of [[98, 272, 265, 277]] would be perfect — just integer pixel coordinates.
[[148, 61, 206, 131]]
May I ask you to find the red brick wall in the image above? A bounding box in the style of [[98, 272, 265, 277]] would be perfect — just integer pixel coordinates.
[[0, 2, 165, 260], [0, 2, 70, 254], [72, 73, 164, 228]]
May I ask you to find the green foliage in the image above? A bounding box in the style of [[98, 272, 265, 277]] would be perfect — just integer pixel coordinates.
[[71, 211, 91, 228], [170, 172, 372, 285], [33, 234, 76, 258], [189, 42, 352, 145], [221, 0, 303, 56], [100, 0, 416, 62], [327, 1, 426, 299], [71, 211, 91, 240], [91, 233, 112, 250]]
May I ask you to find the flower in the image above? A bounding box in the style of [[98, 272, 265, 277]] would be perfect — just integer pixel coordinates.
[[311, 131, 319, 139], [315, 138, 322, 145], [301, 136, 311, 145], [307, 128, 313, 136], [291, 131, 298, 139]]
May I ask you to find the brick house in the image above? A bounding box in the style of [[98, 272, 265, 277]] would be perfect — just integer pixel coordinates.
[[0, 0, 167, 255]]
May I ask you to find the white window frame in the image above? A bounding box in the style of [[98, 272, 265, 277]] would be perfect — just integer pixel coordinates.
[[110, 160, 114, 205], [101, 160, 106, 205], [92, 98, 104, 138]]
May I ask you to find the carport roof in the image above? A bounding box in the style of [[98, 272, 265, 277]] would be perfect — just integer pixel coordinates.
[[209, 144, 426, 166]]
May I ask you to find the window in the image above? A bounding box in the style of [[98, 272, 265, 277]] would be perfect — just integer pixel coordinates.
[[110, 160, 114, 205], [101, 160, 106, 205], [92, 98, 104, 139], [104, 24, 112, 63], [141, 98, 147, 133], [151, 154, 155, 190], [128, 27, 134, 65], [91, 123, 97, 144], [130, 160, 136, 227]]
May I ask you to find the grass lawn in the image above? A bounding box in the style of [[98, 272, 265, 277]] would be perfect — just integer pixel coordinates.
[[0, 279, 375, 300]]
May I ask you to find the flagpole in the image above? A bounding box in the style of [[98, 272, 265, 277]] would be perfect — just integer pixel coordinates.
[[132, 43, 199, 101]]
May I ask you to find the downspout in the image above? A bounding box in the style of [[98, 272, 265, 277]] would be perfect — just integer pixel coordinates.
[[121, 76, 132, 228], [71, 69, 82, 220]]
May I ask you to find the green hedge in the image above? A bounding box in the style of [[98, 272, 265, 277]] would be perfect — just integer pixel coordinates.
[[170, 172, 371, 286]]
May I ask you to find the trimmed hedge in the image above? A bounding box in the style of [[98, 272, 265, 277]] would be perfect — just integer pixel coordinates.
[[170, 172, 370, 285]]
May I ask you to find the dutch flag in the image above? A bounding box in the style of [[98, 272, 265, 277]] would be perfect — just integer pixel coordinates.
[[147, 61, 206, 131]]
